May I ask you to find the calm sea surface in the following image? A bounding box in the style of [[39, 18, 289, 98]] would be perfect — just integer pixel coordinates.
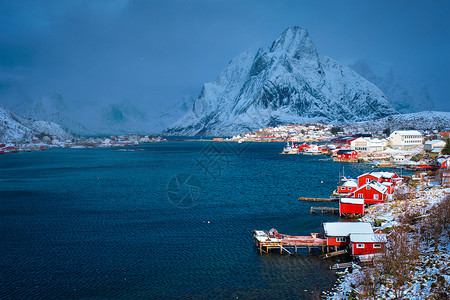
[[0, 142, 387, 299]]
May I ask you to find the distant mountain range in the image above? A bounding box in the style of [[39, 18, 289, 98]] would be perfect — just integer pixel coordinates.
[[1, 26, 446, 138], [346, 111, 450, 133], [349, 60, 434, 113], [0, 104, 73, 141], [14, 93, 92, 136], [10, 94, 193, 136], [164, 26, 397, 136]]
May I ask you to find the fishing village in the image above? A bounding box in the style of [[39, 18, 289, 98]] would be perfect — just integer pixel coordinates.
[[236, 124, 450, 299]]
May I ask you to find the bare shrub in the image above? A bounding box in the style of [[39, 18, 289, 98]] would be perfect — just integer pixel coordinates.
[[379, 226, 420, 299], [421, 195, 450, 250], [358, 258, 383, 300]]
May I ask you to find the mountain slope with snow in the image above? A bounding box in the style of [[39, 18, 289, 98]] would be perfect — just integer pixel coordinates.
[[0, 105, 72, 141], [165, 27, 397, 136], [14, 93, 92, 136], [345, 111, 450, 132]]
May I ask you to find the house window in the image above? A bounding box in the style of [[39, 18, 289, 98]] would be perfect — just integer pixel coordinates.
[[336, 237, 346, 242], [366, 186, 370, 190], [358, 194, 363, 198], [356, 244, 365, 248], [373, 244, 381, 248], [374, 194, 379, 200], [366, 179, 370, 183]]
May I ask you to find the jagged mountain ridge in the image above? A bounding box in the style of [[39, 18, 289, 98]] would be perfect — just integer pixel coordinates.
[[0, 105, 73, 141], [349, 60, 435, 113], [165, 27, 397, 136]]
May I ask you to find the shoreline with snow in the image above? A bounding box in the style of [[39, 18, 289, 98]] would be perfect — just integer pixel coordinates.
[[325, 177, 450, 299]]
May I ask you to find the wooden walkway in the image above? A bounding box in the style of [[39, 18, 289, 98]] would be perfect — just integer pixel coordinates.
[[319, 249, 347, 259], [310, 206, 339, 214], [298, 197, 334, 202], [253, 230, 328, 254]]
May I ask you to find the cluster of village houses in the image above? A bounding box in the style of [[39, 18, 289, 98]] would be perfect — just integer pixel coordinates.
[[337, 171, 403, 216], [229, 124, 450, 169], [256, 167, 447, 261], [0, 135, 166, 154]]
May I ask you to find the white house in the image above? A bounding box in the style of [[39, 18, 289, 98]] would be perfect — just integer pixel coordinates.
[[424, 140, 446, 151], [350, 137, 386, 152], [388, 130, 423, 149]]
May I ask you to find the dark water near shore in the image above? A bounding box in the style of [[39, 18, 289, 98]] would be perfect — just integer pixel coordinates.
[[0, 142, 382, 299]]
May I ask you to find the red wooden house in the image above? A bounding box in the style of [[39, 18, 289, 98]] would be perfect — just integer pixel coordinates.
[[323, 222, 373, 247], [348, 181, 388, 204], [349, 233, 387, 256], [357, 172, 400, 188], [339, 198, 365, 215], [336, 149, 358, 160], [337, 180, 358, 194]]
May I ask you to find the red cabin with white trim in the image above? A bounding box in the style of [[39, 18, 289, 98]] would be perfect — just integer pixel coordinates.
[[337, 180, 358, 194], [357, 172, 400, 188], [339, 198, 364, 215], [349, 233, 387, 256], [323, 222, 373, 247]]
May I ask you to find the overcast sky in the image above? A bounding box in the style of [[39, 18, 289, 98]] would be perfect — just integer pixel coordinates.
[[1, 0, 449, 116]]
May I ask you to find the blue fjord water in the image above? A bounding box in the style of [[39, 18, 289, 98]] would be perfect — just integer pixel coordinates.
[[0, 142, 380, 299]]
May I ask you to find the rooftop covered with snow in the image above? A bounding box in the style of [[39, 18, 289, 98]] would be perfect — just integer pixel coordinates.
[[349, 233, 387, 243], [323, 222, 373, 237]]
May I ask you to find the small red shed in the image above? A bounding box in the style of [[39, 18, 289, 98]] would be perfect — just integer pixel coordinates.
[[336, 149, 358, 160], [339, 197, 365, 215]]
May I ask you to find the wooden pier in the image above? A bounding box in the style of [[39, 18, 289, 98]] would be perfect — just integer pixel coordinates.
[[253, 230, 328, 255], [298, 197, 334, 202], [319, 249, 347, 259], [310, 206, 339, 214], [332, 158, 360, 163]]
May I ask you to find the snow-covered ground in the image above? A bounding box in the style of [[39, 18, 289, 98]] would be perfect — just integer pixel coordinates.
[[326, 180, 450, 299]]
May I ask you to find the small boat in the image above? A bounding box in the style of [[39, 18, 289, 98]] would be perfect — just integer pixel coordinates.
[[280, 142, 300, 154], [303, 145, 323, 155]]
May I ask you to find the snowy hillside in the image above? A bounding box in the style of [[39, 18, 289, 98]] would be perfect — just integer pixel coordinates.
[[349, 60, 435, 113], [14, 93, 92, 135], [346, 111, 450, 133], [164, 26, 397, 136], [0, 105, 73, 141]]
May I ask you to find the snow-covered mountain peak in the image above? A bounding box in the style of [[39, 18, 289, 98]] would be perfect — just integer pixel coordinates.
[[165, 27, 397, 136], [269, 26, 317, 59]]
